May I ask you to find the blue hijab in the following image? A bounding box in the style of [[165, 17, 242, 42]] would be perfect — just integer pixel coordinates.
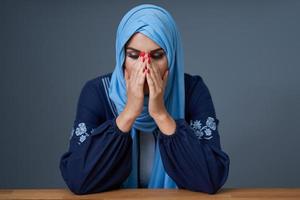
[[108, 4, 185, 188]]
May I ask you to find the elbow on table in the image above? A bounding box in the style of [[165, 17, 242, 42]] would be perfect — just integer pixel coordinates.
[[68, 184, 87, 195], [61, 167, 126, 195], [202, 156, 230, 194], [205, 186, 222, 195], [59, 160, 130, 195], [182, 184, 220, 194], [59, 165, 103, 195], [68, 187, 95, 196], [63, 176, 89, 195], [188, 184, 222, 195], [195, 172, 229, 194], [66, 181, 112, 195], [179, 178, 224, 195]]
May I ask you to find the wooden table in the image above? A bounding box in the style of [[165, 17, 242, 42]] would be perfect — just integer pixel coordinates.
[[0, 188, 299, 200]]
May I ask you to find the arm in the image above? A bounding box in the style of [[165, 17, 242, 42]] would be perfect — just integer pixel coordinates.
[[59, 80, 132, 195], [157, 76, 230, 194]]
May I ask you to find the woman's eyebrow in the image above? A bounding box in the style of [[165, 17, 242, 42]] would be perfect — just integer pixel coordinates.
[[126, 47, 164, 53]]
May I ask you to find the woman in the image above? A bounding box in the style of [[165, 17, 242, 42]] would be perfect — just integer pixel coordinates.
[[59, 4, 230, 195]]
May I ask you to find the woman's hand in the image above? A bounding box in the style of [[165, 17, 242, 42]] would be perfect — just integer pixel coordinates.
[[145, 55, 169, 120], [124, 55, 147, 119], [145, 55, 175, 135]]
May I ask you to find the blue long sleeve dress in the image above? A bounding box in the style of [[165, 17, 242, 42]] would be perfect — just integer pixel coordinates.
[[59, 72, 230, 195]]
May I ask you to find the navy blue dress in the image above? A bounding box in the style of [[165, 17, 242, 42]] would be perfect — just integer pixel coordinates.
[[59, 72, 230, 195]]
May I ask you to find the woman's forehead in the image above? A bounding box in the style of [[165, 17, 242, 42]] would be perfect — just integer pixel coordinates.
[[126, 47, 163, 53], [125, 33, 162, 52]]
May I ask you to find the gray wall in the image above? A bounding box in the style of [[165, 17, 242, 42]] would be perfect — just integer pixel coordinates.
[[1, 0, 299, 188]]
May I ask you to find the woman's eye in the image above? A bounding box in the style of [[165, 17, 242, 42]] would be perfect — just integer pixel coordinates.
[[150, 52, 165, 60], [126, 51, 165, 60], [127, 53, 139, 59]]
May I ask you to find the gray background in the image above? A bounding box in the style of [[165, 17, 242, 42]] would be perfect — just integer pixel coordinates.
[[1, 0, 299, 188]]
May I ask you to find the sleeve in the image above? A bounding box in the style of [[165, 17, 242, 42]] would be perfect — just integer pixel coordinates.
[[59, 80, 132, 195], [157, 76, 230, 194]]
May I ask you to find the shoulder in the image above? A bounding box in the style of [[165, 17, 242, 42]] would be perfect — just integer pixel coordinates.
[[75, 72, 114, 119], [77, 72, 113, 106], [83, 72, 113, 90], [184, 72, 207, 97], [79, 72, 113, 101], [184, 72, 216, 118]]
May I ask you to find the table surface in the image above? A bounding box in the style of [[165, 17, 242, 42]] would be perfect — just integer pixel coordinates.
[[0, 188, 300, 200]]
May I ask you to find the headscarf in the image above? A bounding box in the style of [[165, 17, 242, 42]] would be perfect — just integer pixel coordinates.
[[108, 3, 185, 188]]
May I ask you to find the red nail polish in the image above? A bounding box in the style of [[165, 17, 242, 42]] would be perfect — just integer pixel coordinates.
[[147, 69, 150, 74], [140, 52, 145, 57], [142, 57, 145, 62], [148, 58, 151, 64]]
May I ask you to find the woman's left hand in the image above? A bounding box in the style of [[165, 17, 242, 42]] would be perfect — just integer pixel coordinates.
[[145, 55, 169, 120]]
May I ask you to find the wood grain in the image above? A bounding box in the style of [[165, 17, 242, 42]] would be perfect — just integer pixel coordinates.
[[0, 188, 299, 200]]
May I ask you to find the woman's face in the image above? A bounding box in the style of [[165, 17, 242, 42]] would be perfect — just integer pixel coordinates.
[[123, 33, 168, 95]]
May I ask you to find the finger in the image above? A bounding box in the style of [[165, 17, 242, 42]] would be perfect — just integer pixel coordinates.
[[146, 58, 159, 90], [146, 64, 156, 89], [124, 69, 129, 89], [132, 55, 143, 80], [146, 52, 151, 64], [151, 62, 162, 79], [131, 56, 144, 88], [150, 62, 163, 87], [136, 56, 147, 86], [139, 51, 145, 58], [162, 69, 169, 89], [137, 63, 147, 86], [146, 67, 156, 95]]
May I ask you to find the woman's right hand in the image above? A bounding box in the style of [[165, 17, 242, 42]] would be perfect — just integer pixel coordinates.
[[116, 55, 146, 133], [124, 55, 147, 119]]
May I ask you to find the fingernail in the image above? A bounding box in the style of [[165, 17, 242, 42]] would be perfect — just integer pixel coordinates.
[[148, 58, 151, 64], [147, 69, 150, 74], [140, 52, 145, 57], [142, 57, 145, 62]]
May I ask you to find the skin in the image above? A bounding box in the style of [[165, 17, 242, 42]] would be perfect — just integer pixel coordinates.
[[116, 32, 176, 135], [123, 32, 169, 95]]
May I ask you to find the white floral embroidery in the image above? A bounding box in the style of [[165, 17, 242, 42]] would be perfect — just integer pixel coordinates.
[[189, 117, 217, 140], [79, 135, 87, 143], [75, 123, 87, 136], [206, 117, 216, 130], [204, 128, 212, 136], [71, 122, 90, 145]]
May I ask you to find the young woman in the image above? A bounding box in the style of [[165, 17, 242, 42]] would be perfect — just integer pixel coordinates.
[[59, 4, 230, 195]]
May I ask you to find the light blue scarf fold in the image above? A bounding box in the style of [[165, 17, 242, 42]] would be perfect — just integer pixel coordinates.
[[108, 4, 185, 188]]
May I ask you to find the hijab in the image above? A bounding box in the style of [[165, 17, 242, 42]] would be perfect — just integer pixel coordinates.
[[108, 3, 185, 188]]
